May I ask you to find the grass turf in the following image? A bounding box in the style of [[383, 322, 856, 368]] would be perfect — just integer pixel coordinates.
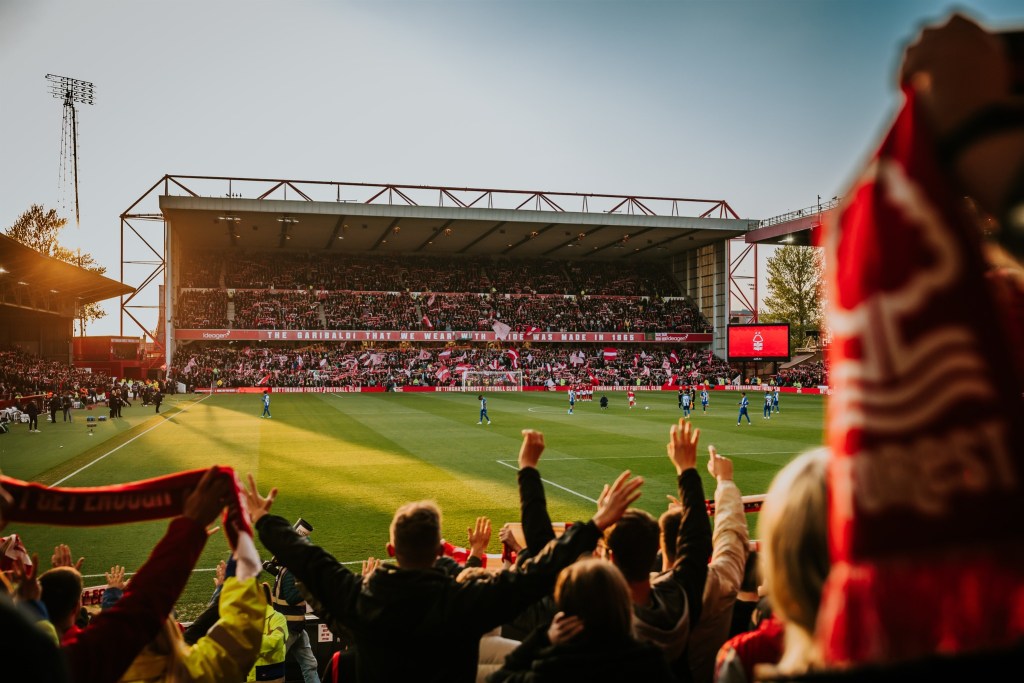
[[1, 389, 824, 619]]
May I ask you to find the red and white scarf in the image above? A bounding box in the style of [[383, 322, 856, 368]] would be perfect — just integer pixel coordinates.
[[818, 88, 1024, 665]]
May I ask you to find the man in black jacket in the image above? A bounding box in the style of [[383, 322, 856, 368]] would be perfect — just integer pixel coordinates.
[[243, 433, 643, 683], [605, 419, 713, 682], [26, 399, 40, 433]]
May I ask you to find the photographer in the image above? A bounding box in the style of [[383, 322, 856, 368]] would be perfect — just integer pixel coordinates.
[[265, 520, 319, 683]]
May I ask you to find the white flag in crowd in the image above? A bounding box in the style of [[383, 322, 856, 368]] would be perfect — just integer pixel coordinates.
[[491, 320, 512, 340]]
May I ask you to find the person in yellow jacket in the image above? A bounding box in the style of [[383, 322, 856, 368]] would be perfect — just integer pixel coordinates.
[[248, 583, 288, 683], [118, 576, 263, 683]]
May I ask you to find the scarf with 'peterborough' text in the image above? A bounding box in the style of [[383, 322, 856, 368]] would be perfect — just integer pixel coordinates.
[[0, 466, 251, 547]]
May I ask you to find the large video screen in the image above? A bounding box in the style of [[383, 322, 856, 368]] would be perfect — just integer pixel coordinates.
[[727, 323, 791, 362]]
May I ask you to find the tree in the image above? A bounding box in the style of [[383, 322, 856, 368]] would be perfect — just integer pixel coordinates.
[[4, 204, 108, 335], [760, 245, 824, 348]]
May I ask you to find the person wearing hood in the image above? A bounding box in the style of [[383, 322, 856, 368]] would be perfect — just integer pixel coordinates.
[[603, 419, 712, 682]]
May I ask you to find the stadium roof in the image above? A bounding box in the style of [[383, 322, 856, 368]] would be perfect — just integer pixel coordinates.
[[152, 176, 756, 261], [0, 233, 134, 306]]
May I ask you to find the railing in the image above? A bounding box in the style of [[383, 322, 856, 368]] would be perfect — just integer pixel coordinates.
[[757, 196, 842, 229]]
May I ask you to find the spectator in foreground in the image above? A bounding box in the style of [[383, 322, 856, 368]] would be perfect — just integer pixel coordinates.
[[715, 447, 829, 682], [603, 419, 712, 682], [58, 468, 242, 683], [244, 432, 644, 683], [686, 446, 749, 683], [487, 559, 677, 682]]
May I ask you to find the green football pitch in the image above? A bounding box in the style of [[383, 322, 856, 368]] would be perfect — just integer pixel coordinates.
[[1, 390, 825, 619]]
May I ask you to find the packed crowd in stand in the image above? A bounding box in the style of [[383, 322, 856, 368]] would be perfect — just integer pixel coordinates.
[[0, 349, 114, 401], [173, 250, 712, 333], [774, 361, 827, 387], [168, 343, 744, 390], [175, 289, 712, 334]]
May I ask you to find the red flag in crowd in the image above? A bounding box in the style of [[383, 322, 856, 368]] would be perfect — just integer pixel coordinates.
[[435, 365, 450, 382], [669, 350, 679, 364], [506, 348, 519, 369], [421, 314, 433, 330], [603, 347, 617, 361], [817, 88, 1024, 666], [439, 349, 452, 360]]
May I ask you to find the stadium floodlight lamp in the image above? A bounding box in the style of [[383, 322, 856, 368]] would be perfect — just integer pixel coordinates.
[[277, 216, 299, 224], [0, 266, 7, 273], [46, 74, 95, 105], [218, 215, 241, 222]]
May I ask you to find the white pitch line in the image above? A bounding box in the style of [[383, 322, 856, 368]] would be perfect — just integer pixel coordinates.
[[495, 460, 598, 503], [50, 395, 212, 487]]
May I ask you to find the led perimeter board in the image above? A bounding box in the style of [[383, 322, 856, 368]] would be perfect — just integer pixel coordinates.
[[727, 323, 791, 362]]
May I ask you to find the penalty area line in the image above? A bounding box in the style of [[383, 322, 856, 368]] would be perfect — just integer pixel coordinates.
[[494, 460, 598, 504], [50, 394, 212, 488]]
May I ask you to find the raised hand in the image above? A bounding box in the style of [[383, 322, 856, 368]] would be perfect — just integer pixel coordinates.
[[666, 419, 699, 475], [900, 13, 1010, 137], [182, 468, 232, 528], [707, 444, 734, 482], [214, 559, 227, 587], [105, 564, 127, 590], [12, 553, 41, 601], [243, 473, 278, 525], [468, 516, 493, 558], [665, 494, 682, 512], [592, 470, 644, 531], [51, 543, 85, 571], [361, 557, 381, 578], [518, 429, 545, 470], [547, 611, 585, 646], [498, 523, 522, 553]]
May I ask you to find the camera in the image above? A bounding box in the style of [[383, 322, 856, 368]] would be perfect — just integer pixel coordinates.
[[262, 518, 313, 575]]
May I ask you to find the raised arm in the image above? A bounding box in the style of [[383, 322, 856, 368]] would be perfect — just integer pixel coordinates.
[[247, 474, 364, 631], [461, 468, 644, 632], [666, 419, 713, 627], [62, 467, 225, 683], [517, 429, 556, 560], [706, 445, 749, 598]]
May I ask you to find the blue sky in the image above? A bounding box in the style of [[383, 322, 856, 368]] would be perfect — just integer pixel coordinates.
[[1, 0, 1021, 335]]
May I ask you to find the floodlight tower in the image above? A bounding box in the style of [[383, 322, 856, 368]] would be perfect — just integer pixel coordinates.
[[45, 74, 95, 227]]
